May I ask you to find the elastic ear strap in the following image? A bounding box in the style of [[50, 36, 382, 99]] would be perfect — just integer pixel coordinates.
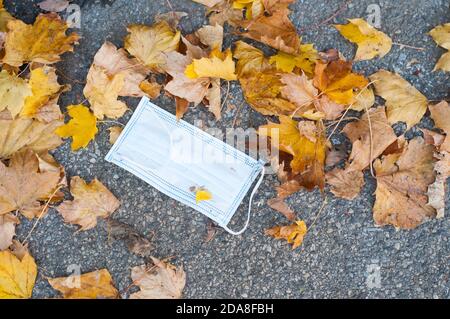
[[223, 166, 265, 236]]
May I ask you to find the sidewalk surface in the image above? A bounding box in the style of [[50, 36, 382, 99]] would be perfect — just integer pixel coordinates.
[[7, 0, 449, 298]]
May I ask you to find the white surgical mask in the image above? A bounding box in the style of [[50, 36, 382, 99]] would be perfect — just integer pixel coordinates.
[[106, 97, 265, 235]]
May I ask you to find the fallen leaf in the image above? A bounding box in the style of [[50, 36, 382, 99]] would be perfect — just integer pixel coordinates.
[[130, 257, 186, 299], [265, 220, 307, 249], [314, 59, 368, 105], [124, 22, 181, 71], [429, 101, 450, 152], [259, 117, 326, 190], [107, 219, 154, 258], [3, 13, 79, 67], [21, 66, 63, 118], [83, 65, 128, 120], [233, 0, 264, 19], [0, 1, 14, 33], [269, 43, 318, 75], [192, 0, 224, 7], [236, 5, 300, 54], [92, 42, 149, 97], [233, 40, 272, 77], [206, 78, 222, 120], [48, 269, 119, 299], [351, 86, 375, 111], [370, 70, 427, 128], [56, 176, 120, 230], [196, 23, 223, 49], [0, 249, 37, 298], [326, 168, 364, 200], [207, 0, 243, 26], [427, 151, 449, 219], [34, 96, 63, 123], [335, 18, 392, 61], [0, 110, 62, 158], [325, 148, 346, 167], [0, 149, 60, 219], [267, 197, 296, 220], [185, 49, 237, 81], [38, 0, 70, 12], [55, 104, 98, 151], [108, 126, 122, 145], [429, 23, 450, 72], [175, 97, 190, 120], [373, 137, 436, 229], [0, 70, 32, 117], [0, 214, 18, 250], [343, 107, 397, 171], [139, 79, 161, 99], [155, 11, 188, 29]]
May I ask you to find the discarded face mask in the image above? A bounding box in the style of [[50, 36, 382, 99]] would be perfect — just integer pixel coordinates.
[[106, 97, 265, 235]]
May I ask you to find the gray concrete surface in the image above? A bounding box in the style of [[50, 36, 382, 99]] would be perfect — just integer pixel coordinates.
[[5, 0, 449, 298]]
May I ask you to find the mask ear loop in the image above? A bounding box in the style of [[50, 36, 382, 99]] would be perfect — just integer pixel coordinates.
[[222, 166, 266, 236]]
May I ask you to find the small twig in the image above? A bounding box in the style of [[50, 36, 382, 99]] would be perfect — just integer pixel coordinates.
[[98, 120, 125, 126], [363, 98, 375, 178], [392, 42, 426, 51], [232, 101, 245, 128], [309, 196, 328, 230], [221, 81, 231, 112], [16, 63, 30, 78], [21, 186, 62, 245]]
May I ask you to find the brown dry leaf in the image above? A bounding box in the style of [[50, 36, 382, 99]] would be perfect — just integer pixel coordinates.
[[192, 0, 224, 7], [207, 0, 243, 26], [163, 51, 210, 105], [0, 214, 18, 250], [175, 97, 190, 120], [0, 247, 37, 298], [107, 219, 154, 258], [130, 257, 186, 299], [92, 42, 149, 97], [267, 197, 296, 220], [429, 101, 450, 152], [139, 79, 161, 99], [108, 126, 122, 145], [369, 70, 428, 129], [373, 137, 437, 229], [56, 176, 120, 230], [83, 65, 128, 120], [206, 78, 222, 120], [155, 11, 188, 29], [0, 149, 61, 219], [196, 23, 223, 49], [313, 59, 369, 105], [48, 269, 119, 299], [265, 220, 307, 249], [0, 70, 32, 117], [351, 86, 375, 112], [124, 22, 181, 72], [236, 5, 300, 54], [343, 107, 397, 171], [326, 168, 364, 200], [34, 96, 63, 123], [0, 110, 63, 159], [325, 148, 346, 167], [429, 23, 450, 72], [259, 117, 326, 191], [3, 13, 79, 67], [427, 152, 449, 219]]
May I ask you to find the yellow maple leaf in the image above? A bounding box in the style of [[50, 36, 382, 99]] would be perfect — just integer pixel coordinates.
[[83, 65, 128, 120], [369, 70, 428, 129], [0, 250, 37, 299], [48, 269, 119, 299], [124, 21, 181, 71], [233, 40, 272, 77], [0, 70, 32, 117], [233, 0, 264, 19], [195, 189, 213, 203], [429, 23, 450, 72], [269, 43, 318, 74], [265, 220, 307, 249], [2, 13, 79, 67], [55, 105, 98, 151], [259, 116, 326, 190], [21, 67, 62, 118], [185, 49, 237, 81], [0, 0, 14, 33], [335, 18, 392, 61]]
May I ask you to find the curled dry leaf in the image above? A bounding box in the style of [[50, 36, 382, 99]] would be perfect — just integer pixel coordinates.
[[335, 18, 392, 61], [2, 13, 79, 67], [236, 5, 300, 54], [130, 257, 186, 299], [83, 65, 128, 120], [0, 70, 32, 117], [373, 137, 436, 229], [267, 197, 296, 221], [429, 23, 450, 72], [0, 248, 37, 298], [124, 21, 181, 71], [92, 42, 149, 97], [370, 70, 428, 129], [55, 104, 98, 151], [56, 176, 120, 230], [107, 219, 154, 258], [0, 110, 63, 158], [48, 269, 119, 299], [0, 149, 61, 219], [108, 126, 123, 145], [139, 79, 162, 99], [0, 214, 18, 250], [265, 220, 307, 250]]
